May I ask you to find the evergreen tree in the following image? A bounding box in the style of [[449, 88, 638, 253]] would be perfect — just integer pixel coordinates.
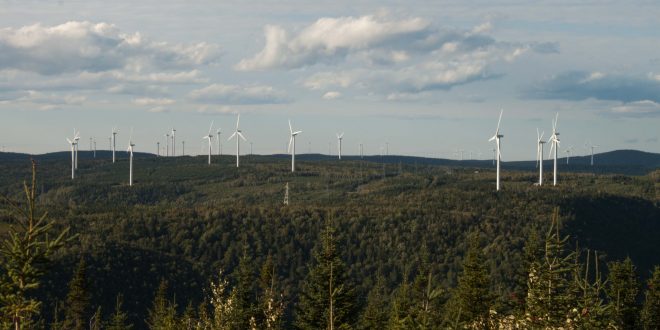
[[228, 247, 256, 329], [258, 255, 284, 330], [526, 208, 575, 328], [409, 244, 444, 329], [642, 266, 660, 330], [146, 280, 178, 330], [295, 220, 357, 330], [0, 161, 71, 329], [606, 257, 640, 328], [570, 249, 609, 329], [451, 233, 493, 327], [387, 270, 414, 329], [106, 294, 133, 330], [357, 273, 389, 330], [62, 259, 91, 330]]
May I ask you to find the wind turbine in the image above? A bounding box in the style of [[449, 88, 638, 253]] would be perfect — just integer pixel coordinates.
[[548, 113, 560, 186], [336, 132, 344, 160], [488, 109, 503, 191], [127, 128, 135, 186], [66, 131, 79, 179], [165, 132, 170, 157], [157, 142, 160, 157], [536, 128, 546, 186], [586, 142, 599, 166], [202, 121, 214, 165], [171, 128, 176, 156], [565, 146, 574, 164], [74, 129, 80, 169], [112, 127, 118, 163], [216, 128, 222, 156], [288, 120, 302, 172], [228, 114, 246, 167]]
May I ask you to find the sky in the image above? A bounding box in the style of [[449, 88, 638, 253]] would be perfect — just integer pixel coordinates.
[[1, 0, 659, 160]]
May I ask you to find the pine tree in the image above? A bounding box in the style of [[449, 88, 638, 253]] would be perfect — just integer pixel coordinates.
[[106, 294, 133, 330], [570, 249, 609, 328], [146, 280, 178, 330], [228, 247, 256, 330], [642, 266, 660, 330], [358, 273, 389, 330], [606, 257, 640, 328], [258, 255, 284, 330], [62, 259, 91, 330], [295, 220, 357, 330], [387, 270, 414, 329], [410, 244, 444, 329], [526, 208, 575, 328], [0, 161, 71, 329], [451, 233, 493, 327]]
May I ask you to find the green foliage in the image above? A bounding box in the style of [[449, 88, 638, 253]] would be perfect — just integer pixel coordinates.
[[642, 266, 660, 330], [357, 273, 388, 330], [450, 233, 493, 326], [106, 294, 133, 330], [0, 161, 71, 329], [146, 280, 178, 330], [606, 257, 640, 328], [295, 219, 357, 330], [63, 258, 91, 330]]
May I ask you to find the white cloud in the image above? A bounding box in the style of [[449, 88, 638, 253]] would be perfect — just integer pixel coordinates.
[[322, 91, 341, 100], [18, 90, 86, 105], [189, 84, 290, 104], [147, 106, 170, 113], [0, 21, 220, 75], [303, 71, 355, 90], [235, 14, 430, 70], [610, 100, 660, 117], [133, 97, 175, 106]]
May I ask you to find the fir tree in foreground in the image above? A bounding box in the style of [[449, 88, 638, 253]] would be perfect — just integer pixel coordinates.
[[295, 220, 356, 330], [105, 294, 133, 330], [0, 161, 72, 329], [63, 258, 92, 330], [606, 257, 640, 329], [146, 280, 178, 330], [642, 266, 660, 330]]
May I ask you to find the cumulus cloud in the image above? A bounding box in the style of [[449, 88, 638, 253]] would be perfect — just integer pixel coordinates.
[[322, 91, 341, 100], [235, 15, 432, 70], [610, 100, 660, 117], [188, 84, 290, 104], [133, 97, 175, 106], [525, 71, 660, 103], [0, 21, 220, 75]]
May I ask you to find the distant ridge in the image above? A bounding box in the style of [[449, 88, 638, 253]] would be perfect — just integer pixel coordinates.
[[2, 149, 659, 175]]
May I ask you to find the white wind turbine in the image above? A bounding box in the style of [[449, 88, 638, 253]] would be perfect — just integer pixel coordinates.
[[228, 114, 246, 167], [548, 113, 560, 186], [66, 130, 79, 179], [564, 146, 574, 164], [165, 132, 170, 157], [202, 121, 214, 165], [536, 128, 546, 186], [586, 142, 599, 166], [336, 132, 344, 160], [112, 127, 118, 163], [288, 120, 302, 172], [488, 110, 504, 191], [74, 129, 80, 169], [171, 128, 176, 156], [127, 128, 135, 186], [216, 128, 222, 156]]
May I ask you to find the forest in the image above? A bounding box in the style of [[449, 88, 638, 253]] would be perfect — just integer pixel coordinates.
[[0, 152, 659, 329]]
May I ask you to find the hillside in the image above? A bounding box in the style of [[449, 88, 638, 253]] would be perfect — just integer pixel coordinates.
[[0, 154, 658, 328]]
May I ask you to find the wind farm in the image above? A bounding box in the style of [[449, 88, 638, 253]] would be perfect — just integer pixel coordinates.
[[1, 1, 659, 329]]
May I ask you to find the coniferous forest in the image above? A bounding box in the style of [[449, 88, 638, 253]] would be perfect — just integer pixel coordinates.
[[0, 153, 659, 329]]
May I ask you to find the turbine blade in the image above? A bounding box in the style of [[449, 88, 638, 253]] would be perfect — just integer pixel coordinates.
[[66, 138, 72, 144], [208, 120, 214, 135], [238, 132, 246, 141], [496, 109, 503, 134], [288, 136, 293, 153], [289, 120, 292, 135], [228, 132, 237, 141], [548, 141, 554, 158], [536, 128, 539, 141], [236, 114, 240, 130], [293, 130, 302, 135], [488, 135, 496, 142]]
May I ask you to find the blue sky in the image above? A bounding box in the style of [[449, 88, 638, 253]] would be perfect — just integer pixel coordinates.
[[1, 0, 659, 160]]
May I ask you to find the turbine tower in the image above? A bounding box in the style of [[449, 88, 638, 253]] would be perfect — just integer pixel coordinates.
[[112, 127, 118, 163], [548, 113, 560, 186], [66, 131, 79, 179], [202, 121, 214, 165], [74, 129, 80, 170], [127, 128, 135, 186], [171, 128, 176, 156], [536, 128, 546, 186], [228, 114, 246, 167], [336, 132, 344, 160], [288, 120, 302, 172], [488, 109, 503, 191], [586, 142, 599, 166], [216, 128, 222, 156], [157, 142, 160, 157], [165, 132, 170, 157], [565, 146, 574, 164]]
